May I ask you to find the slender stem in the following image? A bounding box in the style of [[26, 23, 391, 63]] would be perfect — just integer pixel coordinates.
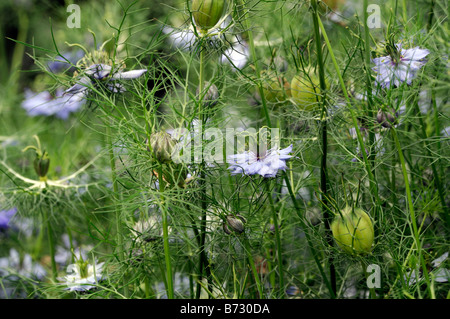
[[42, 205, 57, 283], [390, 128, 431, 296], [402, 0, 408, 24], [363, 0, 377, 179], [158, 166, 174, 299], [106, 121, 129, 298], [242, 235, 264, 298], [427, 0, 435, 31], [283, 172, 336, 298], [8, 9, 28, 93], [413, 95, 449, 229], [310, 0, 336, 297], [266, 181, 284, 297], [196, 39, 212, 299], [316, 17, 380, 206], [237, 0, 271, 127]]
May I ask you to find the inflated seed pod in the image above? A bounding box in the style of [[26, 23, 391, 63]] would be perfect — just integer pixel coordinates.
[[331, 206, 374, 256], [192, 0, 225, 32], [290, 69, 328, 111]]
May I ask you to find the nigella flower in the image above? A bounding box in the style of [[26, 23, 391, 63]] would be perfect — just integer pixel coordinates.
[[47, 50, 84, 73], [64, 63, 147, 96], [227, 144, 293, 178], [372, 43, 430, 88], [0, 207, 17, 231], [0, 248, 46, 280], [62, 258, 104, 292], [220, 36, 249, 71], [163, 18, 249, 71], [22, 88, 85, 119]]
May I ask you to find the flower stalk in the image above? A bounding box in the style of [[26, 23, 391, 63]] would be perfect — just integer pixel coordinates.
[[310, 0, 336, 297]]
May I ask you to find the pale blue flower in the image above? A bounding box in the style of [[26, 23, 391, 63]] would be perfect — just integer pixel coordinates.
[[0, 207, 17, 231], [47, 50, 84, 73], [21, 88, 85, 119], [227, 144, 293, 178], [372, 44, 430, 88]]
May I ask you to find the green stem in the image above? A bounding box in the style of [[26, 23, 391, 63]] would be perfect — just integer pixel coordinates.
[[106, 121, 129, 298], [158, 166, 174, 299], [196, 38, 212, 299], [413, 95, 449, 229], [402, 0, 408, 24], [390, 128, 431, 297], [44, 210, 57, 283], [310, 0, 336, 297], [242, 235, 264, 298], [266, 181, 284, 297], [8, 9, 28, 92], [316, 16, 380, 206], [237, 0, 271, 127], [283, 172, 336, 298]]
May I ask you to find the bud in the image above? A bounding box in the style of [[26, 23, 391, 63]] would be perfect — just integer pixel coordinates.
[[147, 131, 176, 163], [223, 214, 246, 235], [290, 69, 328, 111], [377, 108, 398, 128], [34, 150, 50, 181], [331, 206, 374, 256], [192, 0, 225, 32], [196, 82, 219, 108]]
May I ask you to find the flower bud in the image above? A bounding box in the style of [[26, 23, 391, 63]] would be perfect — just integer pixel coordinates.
[[34, 151, 50, 181], [196, 82, 219, 108], [377, 108, 398, 128], [290, 69, 328, 111], [331, 206, 374, 256], [223, 214, 246, 235], [192, 0, 225, 32], [147, 131, 176, 163]]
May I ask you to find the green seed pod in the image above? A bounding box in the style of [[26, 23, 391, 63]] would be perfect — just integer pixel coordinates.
[[33, 150, 50, 180], [192, 0, 225, 32], [223, 214, 247, 235], [262, 71, 291, 104], [331, 206, 374, 256], [148, 131, 176, 163], [290, 69, 328, 111]]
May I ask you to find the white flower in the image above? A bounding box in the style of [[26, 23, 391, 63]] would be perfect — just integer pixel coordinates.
[[227, 144, 293, 178], [65, 63, 147, 96], [220, 37, 249, 71], [63, 260, 104, 292], [163, 20, 249, 71], [0, 248, 46, 280], [372, 44, 430, 88]]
